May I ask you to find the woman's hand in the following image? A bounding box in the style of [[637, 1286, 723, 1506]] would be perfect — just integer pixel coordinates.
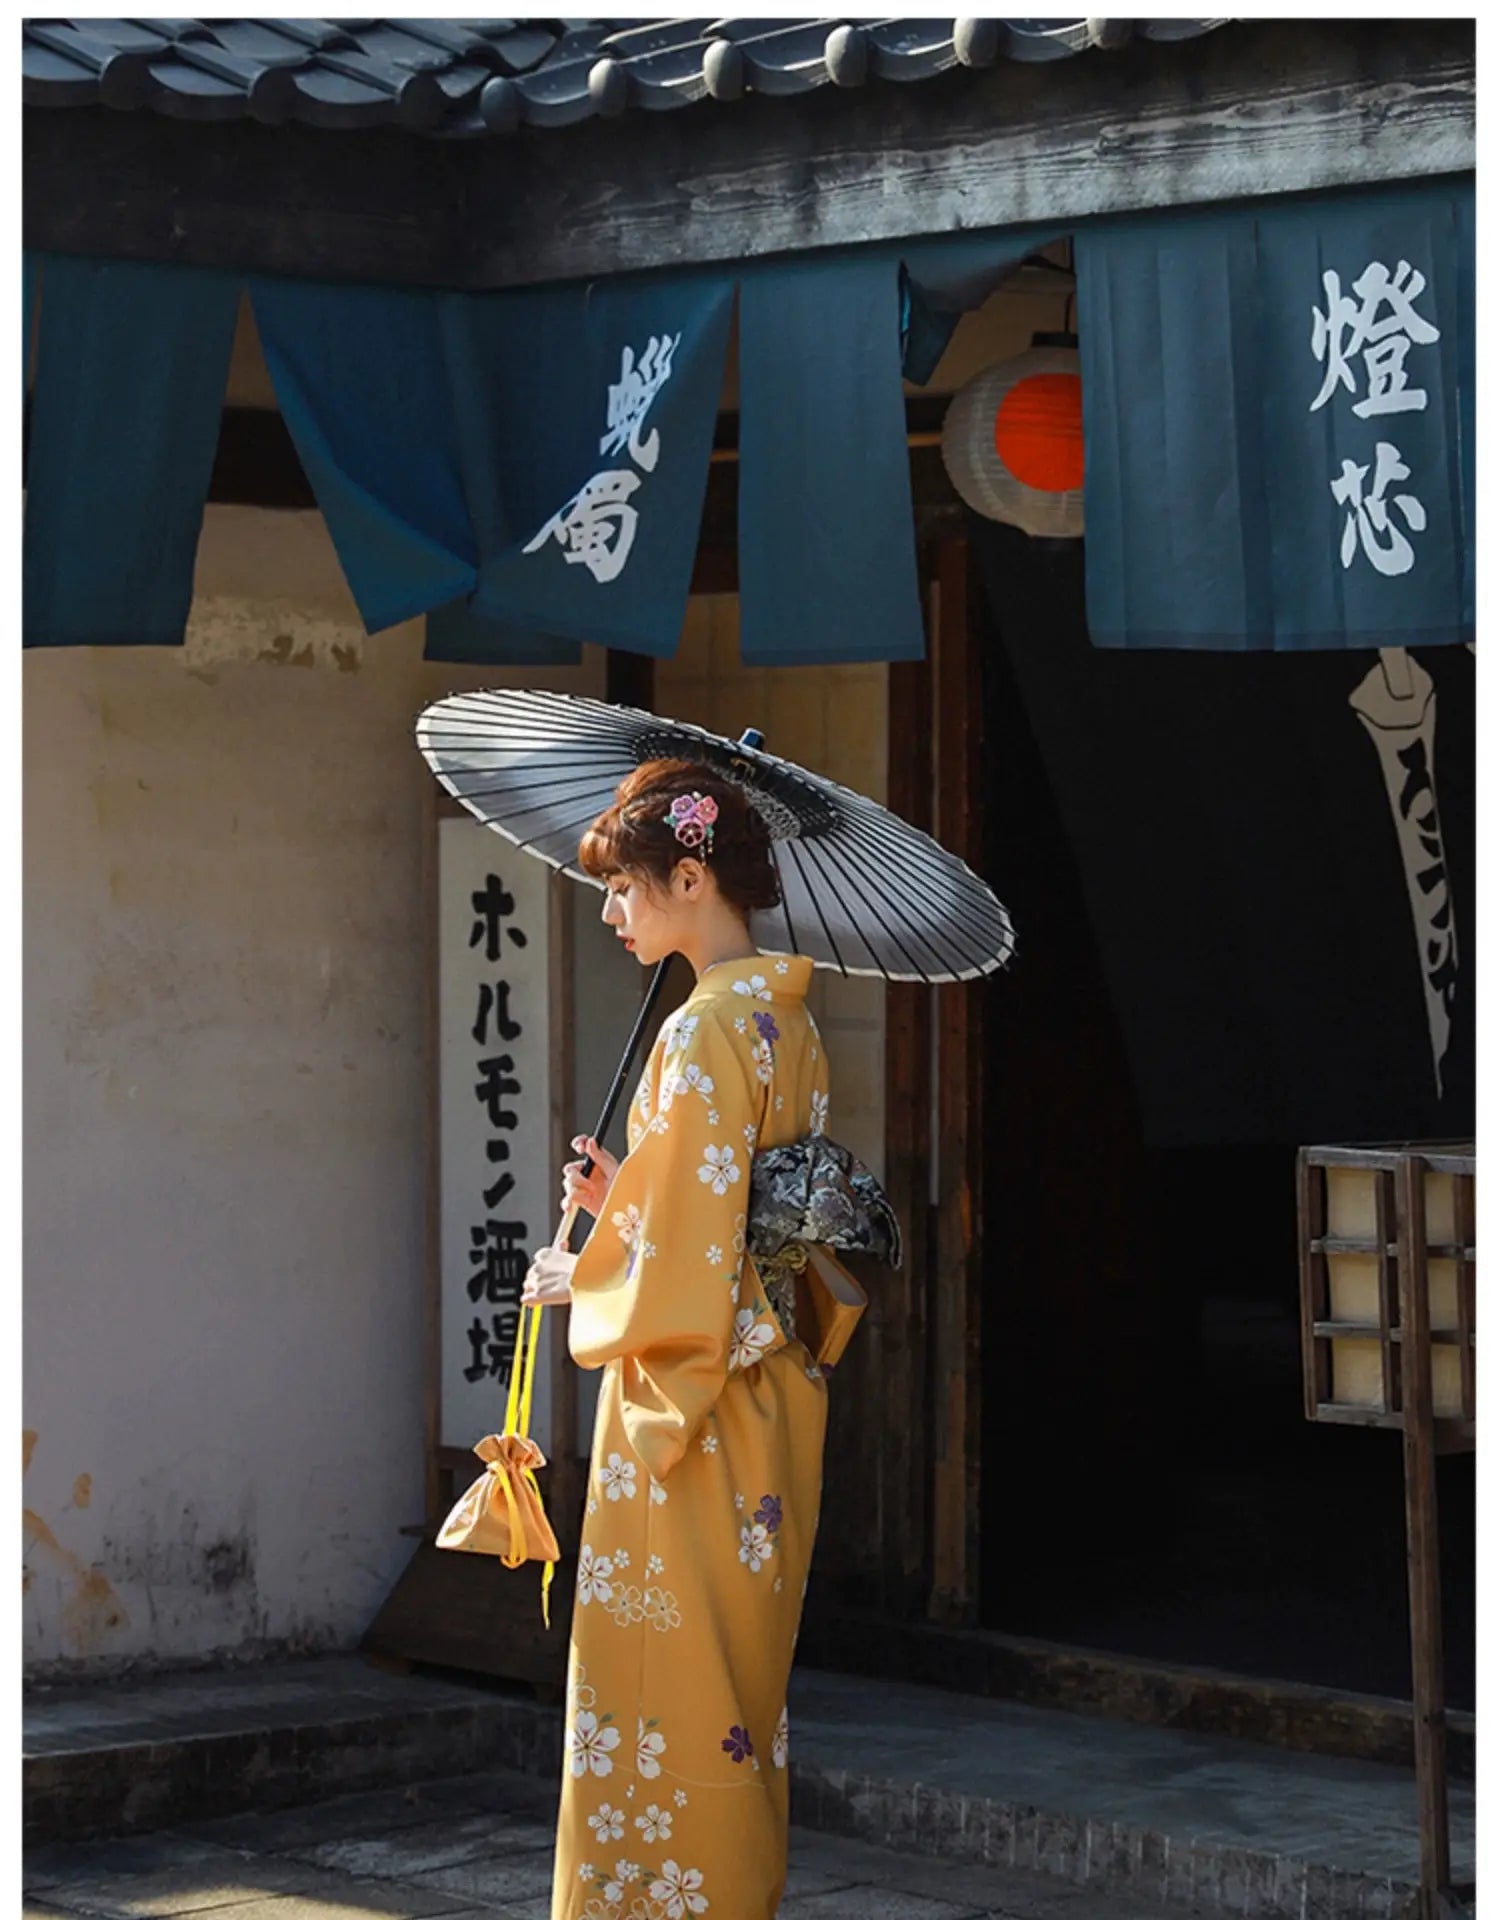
[[522, 1246, 577, 1307], [561, 1136, 620, 1221]]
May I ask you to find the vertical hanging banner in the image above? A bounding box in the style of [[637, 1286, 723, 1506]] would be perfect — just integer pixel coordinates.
[[24, 254, 239, 647], [738, 253, 924, 666], [442, 273, 733, 657], [1259, 176, 1473, 650], [251, 269, 732, 661], [1348, 648, 1458, 1097], [251, 275, 479, 633], [1077, 175, 1474, 650], [438, 818, 555, 1454]]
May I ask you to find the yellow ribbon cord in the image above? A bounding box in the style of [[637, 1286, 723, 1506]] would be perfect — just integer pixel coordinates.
[[495, 1293, 555, 1621], [489, 1457, 528, 1572]]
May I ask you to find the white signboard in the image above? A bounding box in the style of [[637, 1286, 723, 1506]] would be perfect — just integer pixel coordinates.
[[438, 818, 556, 1453]]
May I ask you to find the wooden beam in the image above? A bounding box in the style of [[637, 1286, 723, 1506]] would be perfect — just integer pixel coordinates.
[[23, 21, 1473, 292]]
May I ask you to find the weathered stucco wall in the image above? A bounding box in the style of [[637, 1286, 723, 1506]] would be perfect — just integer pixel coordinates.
[[22, 505, 608, 1676]]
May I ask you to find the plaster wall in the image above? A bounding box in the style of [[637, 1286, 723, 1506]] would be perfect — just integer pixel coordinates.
[[22, 503, 619, 1676]]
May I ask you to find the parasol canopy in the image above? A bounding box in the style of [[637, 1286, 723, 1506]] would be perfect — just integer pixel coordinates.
[[415, 688, 1014, 984]]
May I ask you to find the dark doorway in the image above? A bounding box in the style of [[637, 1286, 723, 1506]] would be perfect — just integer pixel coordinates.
[[973, 520, 1475, 1706]]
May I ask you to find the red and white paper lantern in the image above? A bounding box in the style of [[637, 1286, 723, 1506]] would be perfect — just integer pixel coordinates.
[[941, 344, 1085, 538]]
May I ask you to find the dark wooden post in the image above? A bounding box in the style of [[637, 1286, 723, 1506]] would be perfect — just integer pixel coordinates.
[[928, 536, 986, 1624], [880, 643, 936, 1618], [1396, 1153, 1451, 1913]]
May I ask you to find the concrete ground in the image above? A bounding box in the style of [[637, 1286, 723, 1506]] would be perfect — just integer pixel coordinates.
[[25, 1656, 1473, 1917], [22, 1765, 1216, 1920]]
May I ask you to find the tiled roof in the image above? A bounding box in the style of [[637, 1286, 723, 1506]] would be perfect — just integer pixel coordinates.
[[20, 18, 1230, 137]]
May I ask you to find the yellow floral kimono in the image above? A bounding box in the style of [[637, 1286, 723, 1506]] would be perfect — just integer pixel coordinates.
[[552, 954, 836, 1920]]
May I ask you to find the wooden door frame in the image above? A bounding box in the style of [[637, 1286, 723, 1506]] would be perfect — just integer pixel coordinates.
[[881, 533, 987, 1625]]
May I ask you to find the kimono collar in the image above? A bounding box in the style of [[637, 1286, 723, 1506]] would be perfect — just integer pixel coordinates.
[[686, 954, 813, 1006]]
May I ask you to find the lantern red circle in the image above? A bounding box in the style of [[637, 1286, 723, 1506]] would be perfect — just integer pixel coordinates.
[[993, 372, 1085, 493]]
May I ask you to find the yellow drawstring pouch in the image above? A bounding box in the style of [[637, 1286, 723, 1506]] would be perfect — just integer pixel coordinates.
[[436, 1299, 560, 1624]]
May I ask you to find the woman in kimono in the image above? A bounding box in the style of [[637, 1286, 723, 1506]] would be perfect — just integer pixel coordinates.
[[522, 759, 842, 1920]]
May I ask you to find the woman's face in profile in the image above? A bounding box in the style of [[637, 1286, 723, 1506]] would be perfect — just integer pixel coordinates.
[[600, 862, 705, 967]]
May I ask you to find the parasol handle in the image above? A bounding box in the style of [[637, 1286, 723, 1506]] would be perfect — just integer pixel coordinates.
[[563, 956, 673, 1251]]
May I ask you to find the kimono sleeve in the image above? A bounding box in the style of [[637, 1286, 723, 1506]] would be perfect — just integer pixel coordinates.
[[568, 1010, 763, 1482]]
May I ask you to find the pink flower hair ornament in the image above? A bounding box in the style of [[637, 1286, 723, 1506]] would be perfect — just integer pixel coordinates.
[[667, 790, 719, 854]]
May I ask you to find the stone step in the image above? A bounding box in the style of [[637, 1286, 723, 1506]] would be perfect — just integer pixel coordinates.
[[23, 1655, 1475, 1920]]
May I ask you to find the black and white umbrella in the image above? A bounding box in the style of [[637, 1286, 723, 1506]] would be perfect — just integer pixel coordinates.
[[415, 688, 1014, 986]]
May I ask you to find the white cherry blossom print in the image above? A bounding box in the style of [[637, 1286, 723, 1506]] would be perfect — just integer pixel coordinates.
[[772, 1706, 790, 1769], [612, 1204, 645, 1247], [750, 1039, 774, 1085], [733, 974, 772, 1001], [647, 1553, 665, 1577], [635, 1803, 673, 1844], [775, 959, 790, 974], [578, 1544, 615, 1606], [663, 1012, 699, 1055], [600, 1452, 638, 1502], [673, 1790, 689, 1808], [705, 1245, 724, 1266], [739, 1522, 774, 1572], [650, 1478, 667, 1507], [613, 1549, 631, 1569], [589, 1803, 626, 1844], [810, 1089, 830, 1135], [698, 1144, 741, 1195], [729, 1308, 776, 1371], [650, 1861, 709, 1919], [636, 1718, 666, 1778], [569, 1710, 621, 1778], [699, 1432, 719, 1455], [614, 1859, 644, 1886]]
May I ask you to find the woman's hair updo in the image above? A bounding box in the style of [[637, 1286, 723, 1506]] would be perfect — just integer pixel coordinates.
[[578, 758, 782, 917]]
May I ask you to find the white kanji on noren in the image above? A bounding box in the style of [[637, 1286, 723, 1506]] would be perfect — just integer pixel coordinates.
[[1310, 260, 1441, 420], [1311, 256, 1442, 581], [1330, 442, 1429, 578], [600, 335, 682, 473], [524, 470, 643, 585], [526, 329, 683, 586]]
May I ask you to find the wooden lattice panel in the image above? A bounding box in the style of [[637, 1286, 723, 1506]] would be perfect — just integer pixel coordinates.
[[1298, 1143, 1475, 1439]]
